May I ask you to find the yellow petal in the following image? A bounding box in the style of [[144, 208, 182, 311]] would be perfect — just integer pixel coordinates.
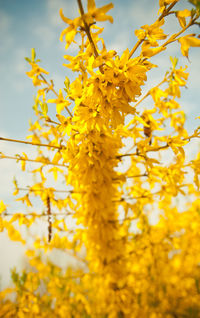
[[0, 200, 7, 214], [87, 0, 96, 11], [179, 35, 200, 57], [176, 9, 191, 18], [142, 46, 166, 57], [59, 8, 71, 24]]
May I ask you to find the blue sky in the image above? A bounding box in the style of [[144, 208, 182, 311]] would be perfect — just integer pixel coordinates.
[[0, 0, 200, 289]]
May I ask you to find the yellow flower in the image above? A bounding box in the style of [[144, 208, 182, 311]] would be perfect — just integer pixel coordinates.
[[60, 1, 113, 49], [0, 200, 7, 214], [178, 34, 200, 58], [86, 0, 114, 24], [26, 62, 49, 86], [48, 89, 71, 114]]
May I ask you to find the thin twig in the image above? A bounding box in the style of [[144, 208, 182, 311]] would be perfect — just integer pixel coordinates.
[[40, 74, 73, 118], [117, 152, 145, 159], [126, 172, 148, 179], [77, 0, 104, 73], [158, 0, 179, 21], [3, 211, 74, 217], [118, 133, 200, 159], [162, 17, 195, 48], [113, 191, 161, 202], [45, 118, 60, 125], [18, 187, 73, 194], [128, 0, 182, 59], [77, 0, 99, 58], [129, 39, 143, 59], [0, 136, 62, 150], [47, 195, 52, 242], [133, 77, 166, 108], [0, 154, 68, 168]]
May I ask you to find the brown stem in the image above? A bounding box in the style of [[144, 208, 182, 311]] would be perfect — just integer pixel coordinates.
[[77, 0, 104, 73], [47, 195, 52, 242], [118, 134, 200, 158], [18, 187, 73, 194], [40, 74, 73, 117], [113, 190, 161, 202], [158, 0, 179, 21], [128, 0, 179, 59], [129, 39, 143, 59], [77, 0, 99, 58], [0, 154, 68, 168], [3, 211, 74, 217], [126, 173, 148, 179], [0, 136, 62, 150], [117, 152, 145, 159], [133, 77, 166, 108], [162, 17, 194, 48], [45, 118, 60, 125]]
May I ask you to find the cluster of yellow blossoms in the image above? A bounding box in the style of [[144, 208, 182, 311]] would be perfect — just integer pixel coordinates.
[[1, 0, 200, 317]]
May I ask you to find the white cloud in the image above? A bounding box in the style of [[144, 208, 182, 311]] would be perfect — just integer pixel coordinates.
[[33, 25, 56, 47], [107, 31, 130, 54], [46, 0, 77, 27], [0, 10, 13, 53], [50, 72, 66, 90], [0, 9, 11, 31], [14, 48, 29, 75], [11, 48, 30, 93], [29, 1, 78, 49]]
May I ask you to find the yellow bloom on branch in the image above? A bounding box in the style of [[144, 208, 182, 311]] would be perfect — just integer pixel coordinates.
[[26, 62, 49, 86], [48, 89, 71, 115], [178, 34, 200, 58]]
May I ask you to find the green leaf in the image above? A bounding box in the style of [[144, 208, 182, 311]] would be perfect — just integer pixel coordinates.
[[32, 98, 39, 115], [64, 77, 70, 94], [41, 102, 48, 117], [11, 268, 19, 284], [25, 57, 31, 63], [21, 271, 27, 284], [170, 56, 178, 68], [31, 48, 36, 62]]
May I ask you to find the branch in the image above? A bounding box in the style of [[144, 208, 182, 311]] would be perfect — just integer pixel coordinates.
[[77, 0, 99, 58], [158, 0, 179, 21], [128, 0, 183, 59], [126, 172, 148, 179], [129, 39, 143, 59], [162, 16, 195, 48], [133, 77, 166, 108], [45, 117, 60, 125], [118, 134, 200, 159], [0, 154, 68, 168], [0, 136, 62, 150], [113, 191, 161, 202], [117, 152, 145, 159], [46, 195, 52, 242], [39, 74, 73, 117], [3, 211, 74, 217], [77, 0, 104, 73], [18, 187, 73, 194]]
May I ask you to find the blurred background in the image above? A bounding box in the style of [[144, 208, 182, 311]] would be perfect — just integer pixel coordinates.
[[0, 0, 200, 289]]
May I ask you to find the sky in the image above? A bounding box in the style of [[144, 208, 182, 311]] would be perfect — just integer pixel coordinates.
[[0, 0, 200, 289]]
